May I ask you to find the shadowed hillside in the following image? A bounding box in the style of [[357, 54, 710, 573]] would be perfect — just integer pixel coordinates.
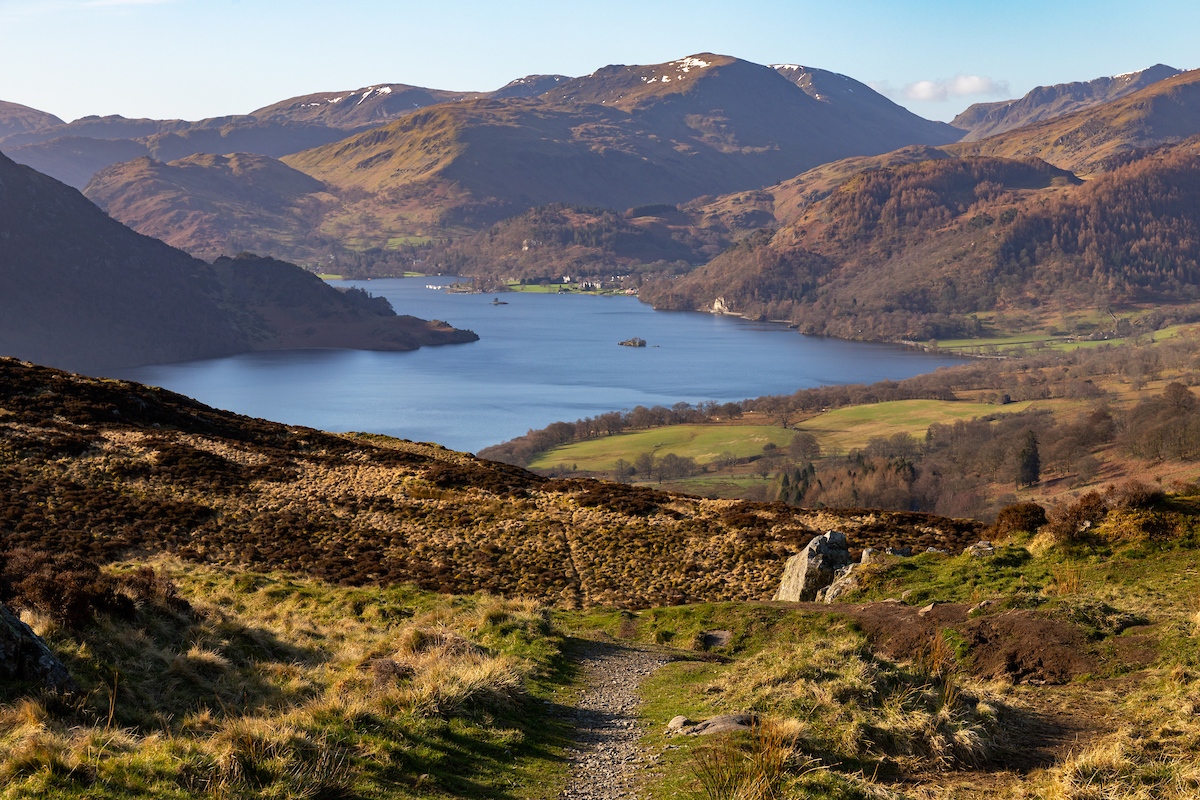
[[0, 154, 476, 371]]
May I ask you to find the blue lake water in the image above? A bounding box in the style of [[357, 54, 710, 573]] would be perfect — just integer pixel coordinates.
[[115, 277, 968, 453]]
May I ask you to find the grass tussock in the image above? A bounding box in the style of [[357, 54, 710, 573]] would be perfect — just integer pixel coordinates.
[[703, 622, 1005, 772], [0, 560, 565, 799], [1019, 667, 1200, 800]]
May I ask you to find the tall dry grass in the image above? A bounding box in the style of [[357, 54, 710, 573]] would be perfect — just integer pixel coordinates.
[[0, 561, 558, 798]]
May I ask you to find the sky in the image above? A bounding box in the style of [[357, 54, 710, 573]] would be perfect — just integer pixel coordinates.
[[0, 0, 1196, 124]]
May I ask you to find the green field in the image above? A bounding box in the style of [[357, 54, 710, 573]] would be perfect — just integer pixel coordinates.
[[796, 398, 1044, 453], [528, 424, 796, 471], [529, 399, 1073, 472]]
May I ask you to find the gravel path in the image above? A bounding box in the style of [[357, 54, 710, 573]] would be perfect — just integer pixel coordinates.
[[557, 642, 672, 800]]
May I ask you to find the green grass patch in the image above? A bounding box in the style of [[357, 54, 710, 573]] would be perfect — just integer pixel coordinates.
[[797, 398, 1038, 454], [529, 425, 795, 472], [386, 236, 433, 248]]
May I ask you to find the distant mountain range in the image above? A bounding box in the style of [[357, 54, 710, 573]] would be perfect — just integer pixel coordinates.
[[952, 64, 1182, 141], [0, 152, 475, 372], [61, 53, 961, 263], [952, 68, 1200, 174], [6, 55, 1200, 353]]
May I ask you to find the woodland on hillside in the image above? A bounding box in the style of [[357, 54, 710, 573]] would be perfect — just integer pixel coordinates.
[[639, 144, 1200, 341], [429, 203, 722, 282]]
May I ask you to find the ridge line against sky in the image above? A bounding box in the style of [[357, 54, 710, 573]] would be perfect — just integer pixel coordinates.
[[0, 0, 1196, 124]]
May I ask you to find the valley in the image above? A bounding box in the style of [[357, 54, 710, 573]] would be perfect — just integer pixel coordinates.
[[5, 20, 1200, 800], [2, 359, 1199, 799]]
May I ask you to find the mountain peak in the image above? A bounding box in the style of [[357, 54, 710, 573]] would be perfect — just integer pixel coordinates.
[[489, 74, 572, 99]]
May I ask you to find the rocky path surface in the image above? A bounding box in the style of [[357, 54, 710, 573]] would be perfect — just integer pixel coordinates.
[[558, 642, 673, 800]]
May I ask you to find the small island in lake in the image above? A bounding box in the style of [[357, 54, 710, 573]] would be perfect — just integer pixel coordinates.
[[618, 337, 647, 347]]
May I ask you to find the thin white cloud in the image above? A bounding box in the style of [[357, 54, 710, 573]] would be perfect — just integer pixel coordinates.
[[903, 75, 1009, 102], [866, 80, 897, 98]]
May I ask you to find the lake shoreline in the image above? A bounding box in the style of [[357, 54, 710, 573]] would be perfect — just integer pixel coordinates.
[[113, 277, 969, 454]]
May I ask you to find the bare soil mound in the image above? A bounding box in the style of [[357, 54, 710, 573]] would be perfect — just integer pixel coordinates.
[[843, 602, 1095, 685]]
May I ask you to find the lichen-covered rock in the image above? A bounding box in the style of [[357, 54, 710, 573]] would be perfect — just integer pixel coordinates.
[[0, 602, 78, 694], [774, 530, 853, 602]]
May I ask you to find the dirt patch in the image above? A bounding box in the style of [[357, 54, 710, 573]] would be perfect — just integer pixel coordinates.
[[962, 611, 1094, 684], [832, 602, 1095, 685]]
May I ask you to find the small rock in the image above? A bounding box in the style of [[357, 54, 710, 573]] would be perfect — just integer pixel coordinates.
[[918, 602, 941, 618], [925, 547, 949, 555], [860, 547, 880, 565], [666, 715, 691, 733], [968, 598, 1000, 617], [823, 564, 862, 604], [967, 540, 996, 557], [900, 589, 915, 601]]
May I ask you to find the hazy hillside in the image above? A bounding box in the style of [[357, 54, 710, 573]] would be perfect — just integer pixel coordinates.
[[0, 99, 64, 138], [0, 153, 475, 371], [953, 64, 1182, 141], [91, 53, 968, 265], [432, 203, 725, 280], [3, 117, 350, 190], [951, 69, 1200, 173], [4, 135, 151, 190], [85, 152, 331, 260], [0, 83, 469, 189]]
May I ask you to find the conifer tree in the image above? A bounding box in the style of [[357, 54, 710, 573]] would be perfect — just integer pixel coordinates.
[[1016, 430, 1041, 487]]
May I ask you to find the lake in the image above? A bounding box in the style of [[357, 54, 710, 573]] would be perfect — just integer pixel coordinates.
[[115, 277, 969, 453]]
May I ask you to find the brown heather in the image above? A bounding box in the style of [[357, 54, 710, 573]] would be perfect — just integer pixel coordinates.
[[0, 359, 980, 609]]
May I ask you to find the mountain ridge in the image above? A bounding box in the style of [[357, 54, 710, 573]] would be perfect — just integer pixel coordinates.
[[85, 52, 967, 264], [953, 64, 1183, 141], [949, 68, 1200, 173]]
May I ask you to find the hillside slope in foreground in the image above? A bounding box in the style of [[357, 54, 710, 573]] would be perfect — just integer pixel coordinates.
[[0, 358, 981, 610]]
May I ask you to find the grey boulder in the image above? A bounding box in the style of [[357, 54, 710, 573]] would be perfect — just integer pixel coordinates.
[[0, 602, 78, 694], [774, 530, 853, 602]]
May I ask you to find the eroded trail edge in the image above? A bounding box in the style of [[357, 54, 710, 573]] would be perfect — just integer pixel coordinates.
[[558, 642, 672, 800]]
